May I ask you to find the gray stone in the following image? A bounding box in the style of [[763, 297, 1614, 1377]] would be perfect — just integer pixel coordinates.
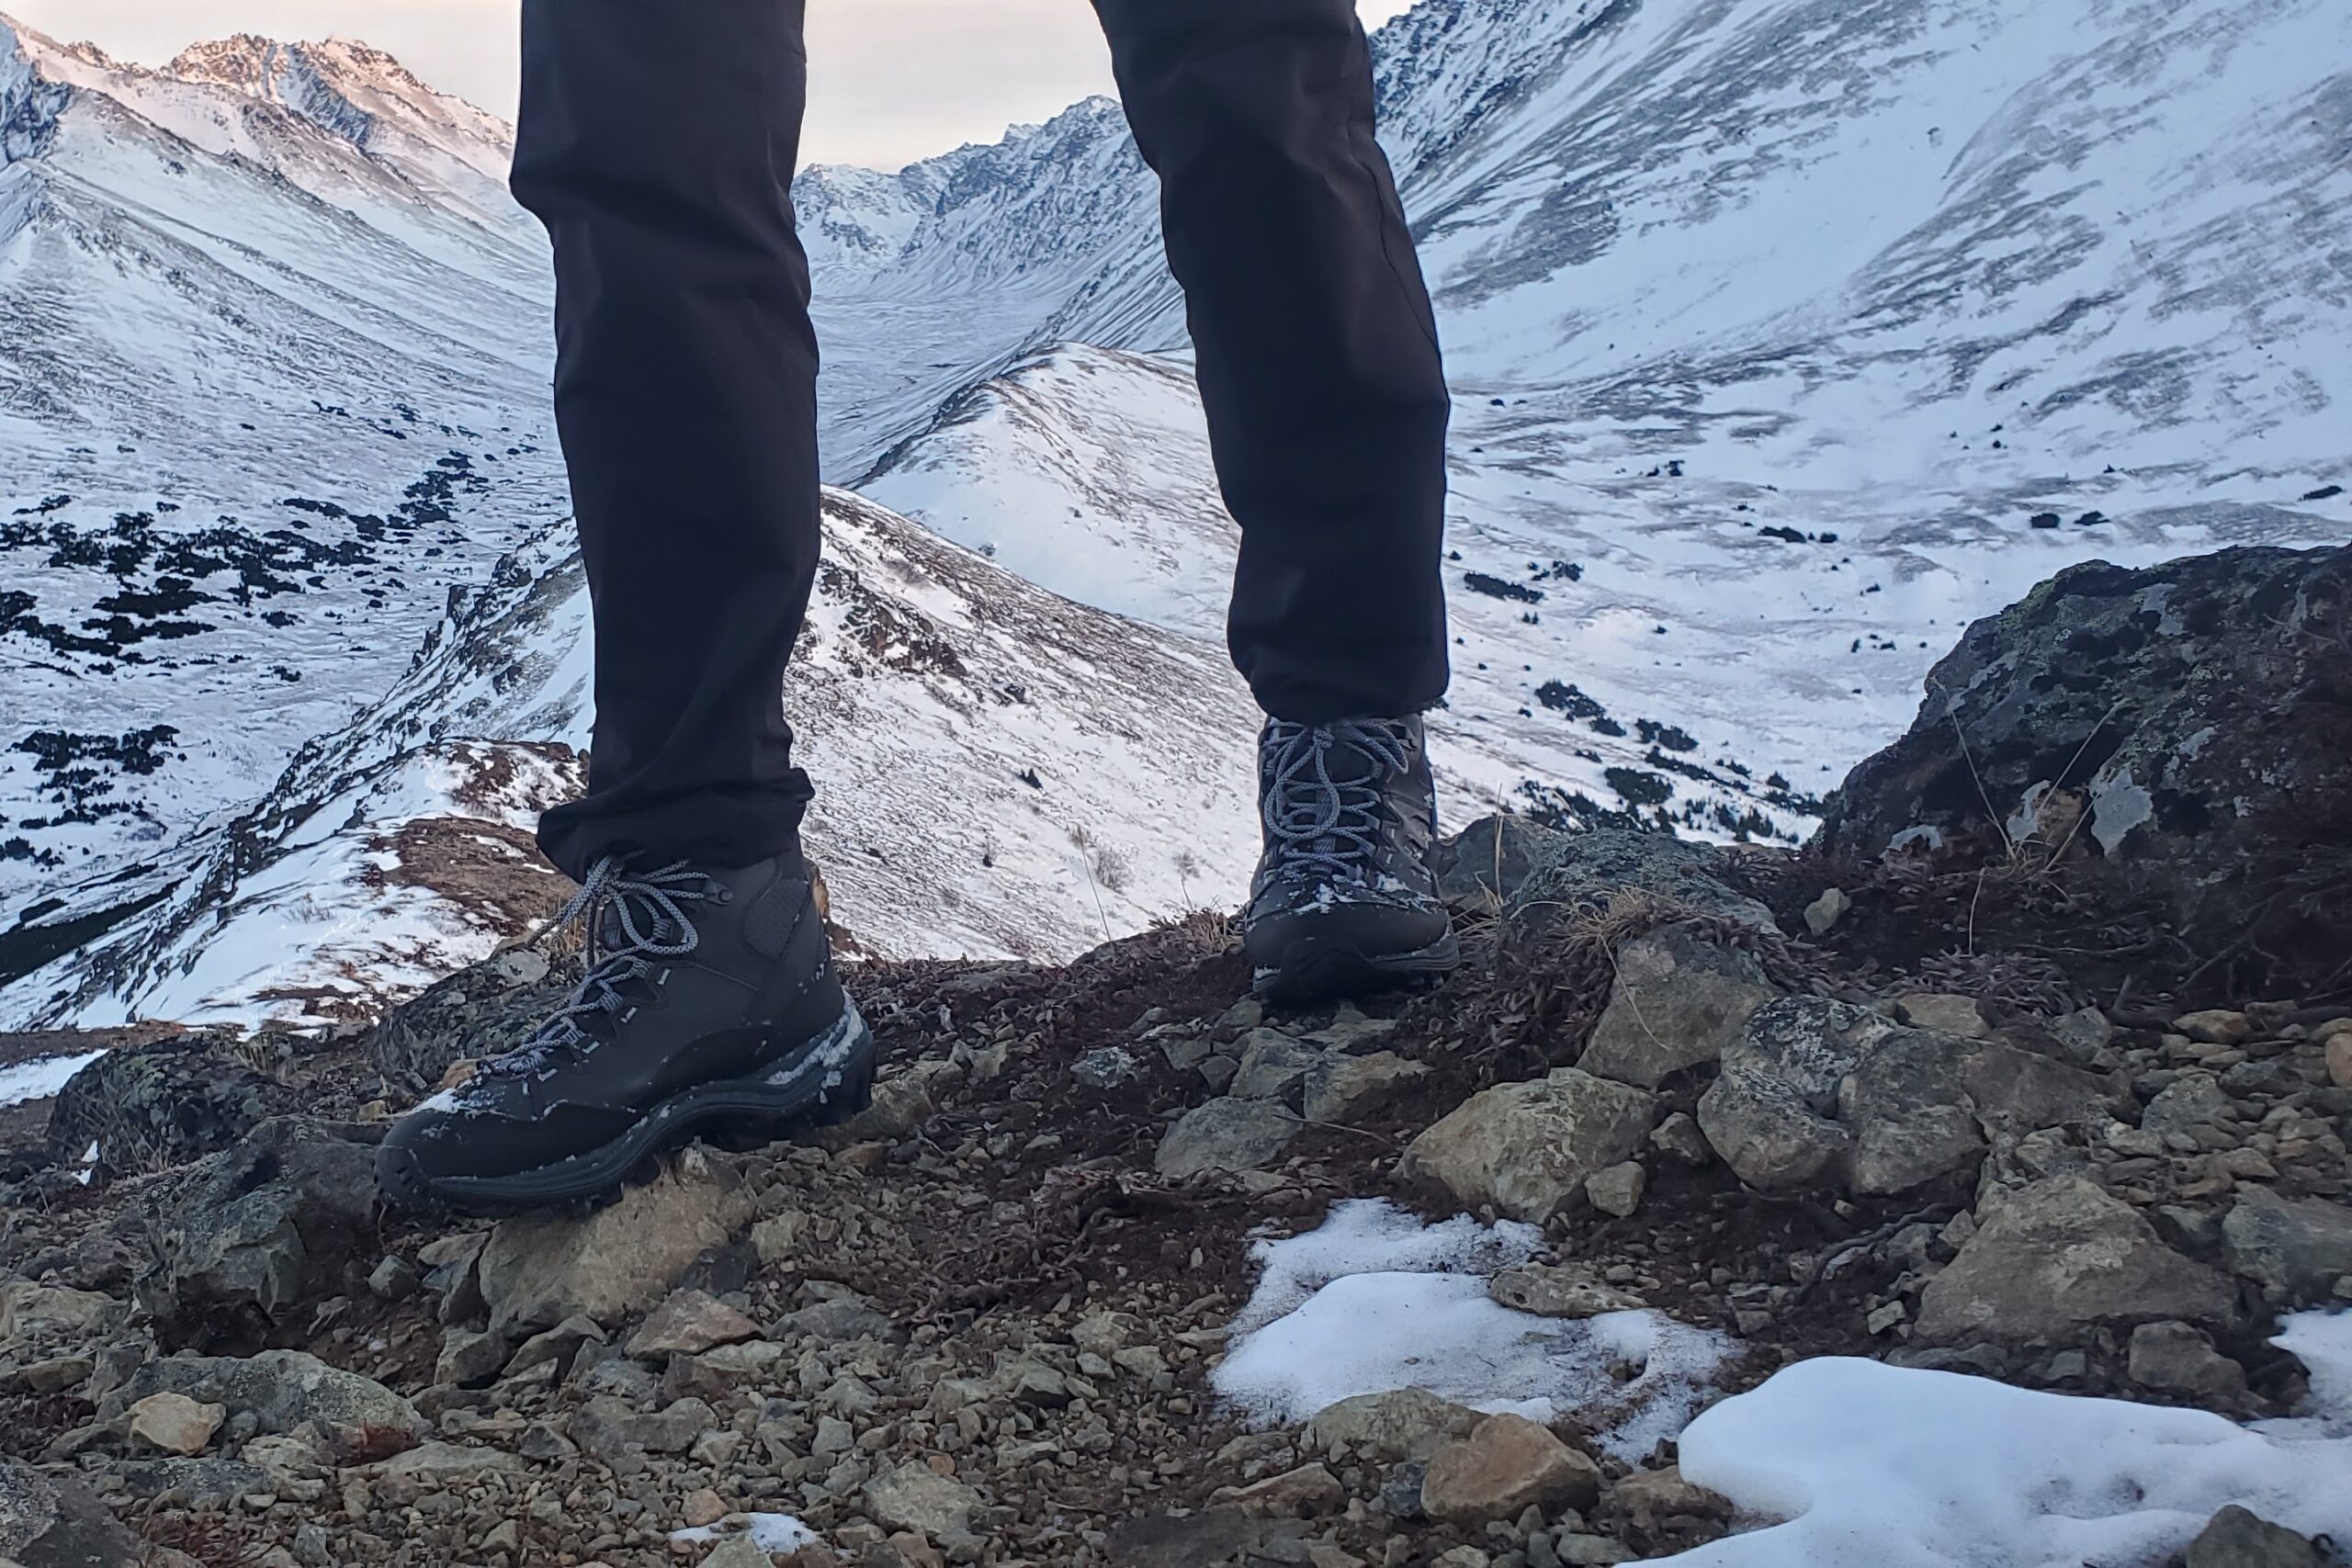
[[1487, 1264, 1646, 1319], [1299, 1005, 1401, 1055], [0, 1461, 146, 1567], [1698, 999, 1881, 1192], [1702, 998, 2115, 1197], [1231, 1031, 1326, 1102], [1894, 994, 1991, 1039], [1649, 1111, 1713, 1167], [1916, 1176, 2233, 1345], [1304, 1388, 1484, 1462], [1156, 1097, 1300, 1179], [1404, 1068, 1657, 1224], [2182, 1506, 2328, 1568], [1815, 547, 2352, 1000], [627, 1289, 760, 1359], [364, 946, 569, 1095], [367, 1257, 422, 1302], [1579, 928, 1780, 1089], [1072, 1046, 1143, 1090], [0, 1282, 123, 1347], [370, 1440, 526, 1480], [2143, 1072, 2234, 1137], [1302, 1052, 1430, 1125], [479, 1156, 752, 1334], [1430, 815, 1579, 914], [862, 1462, 982, 1539], [700, 1538, 778, 1568], [435, 1328, 509, 1389], [141, 1117, 377, 1323], [2222, 1187, 2352, 1305], [774, 1292, 899, 1344], [1804, 886, 1852, 936], [2126, 1321, 2248, 1404], [113, 1351, 427, 1462], [1584, 1161, 1646, 1218], [1507, 828, 1780, 931]]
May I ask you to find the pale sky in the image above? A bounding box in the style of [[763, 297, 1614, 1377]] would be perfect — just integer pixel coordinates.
[[7, 0, 1420, 169]]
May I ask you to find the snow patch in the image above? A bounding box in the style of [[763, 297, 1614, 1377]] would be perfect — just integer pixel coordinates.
[[670, 1515, 820, 1553], [0, 1049, 106, 1108], [1662, 1311, 2352, 1568], [1215, 1201, 1734, 1461]]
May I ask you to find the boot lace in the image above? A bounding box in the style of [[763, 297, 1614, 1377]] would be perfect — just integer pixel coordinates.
[[1260, 719, 1416, 889], [486, 857, 718, 1075]]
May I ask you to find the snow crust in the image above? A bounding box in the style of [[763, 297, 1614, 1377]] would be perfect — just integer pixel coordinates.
[[670, 1514, 820, 1553], [1214, 1201, 1735, 1461], [1662, 1312, 2352, 1568]]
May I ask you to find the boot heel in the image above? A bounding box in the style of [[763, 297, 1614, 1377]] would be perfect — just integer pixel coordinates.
[[816, 1057, 876, 1127]]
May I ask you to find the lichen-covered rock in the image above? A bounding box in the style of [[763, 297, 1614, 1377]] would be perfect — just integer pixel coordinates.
[[1815, 546, 2352, 998], [363, 946, 574, 1096], [0, 1461, 147, 1566], [1700, 998, 2115, 1197], [1154, 1097, 1299, 1179], [2221, 1187, 2352, 1306], [1420, 1415, 1601, 1527], [1305, 1388, 1485, 1462], [478, 1154, 752, 1336], [46, 1035, 296, 1171], [139, 1117, 378, 1325], [111, 1351, 426, 1462]]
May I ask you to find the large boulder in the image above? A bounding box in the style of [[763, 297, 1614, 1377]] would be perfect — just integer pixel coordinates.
[[1432, 818, 1777, 930], [1404, 1068, 1657, 1223], [1915, 1176, 2234, 1346], [1815, 547, 2352, 996]]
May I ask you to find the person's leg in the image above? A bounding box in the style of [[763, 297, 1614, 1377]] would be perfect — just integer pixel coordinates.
[[380, 1, 870, 1218], [514, 0, 822, 882], [1091, 0, 1453, 722]]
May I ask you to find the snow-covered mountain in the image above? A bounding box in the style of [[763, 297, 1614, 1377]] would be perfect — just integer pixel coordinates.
[[6, 0, 2350, 1027], [836, 0, 2352, 839], [0, 16, 563, 923]]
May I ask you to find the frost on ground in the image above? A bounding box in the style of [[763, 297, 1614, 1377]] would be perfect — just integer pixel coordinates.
[[1213, 1201, 1736, 1462], [1664, 1312, 2352, 1568]]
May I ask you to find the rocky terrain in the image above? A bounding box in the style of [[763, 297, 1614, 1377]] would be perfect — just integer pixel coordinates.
[[0, 547, 2346, 1568]]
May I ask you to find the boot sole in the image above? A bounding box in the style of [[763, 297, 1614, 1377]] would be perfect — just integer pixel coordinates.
[[375, 998, 876, 1219], [1252, 930, 1462, 1008]]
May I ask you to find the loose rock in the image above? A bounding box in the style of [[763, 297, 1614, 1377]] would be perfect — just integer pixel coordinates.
[[1584, 1161, 1646, 1218], [1578, 928, 1780, 1089], [1405, 1068, 1657, 1224], [1304, 1388, 1484, 1462], [1303, 1052, 1430, 1125], [477, 1156, 752, 1334], [1421, 1415, 1601, 1527], [2126, 1321, 2247, 1404], [628, 1290, 761, 1359], [112, 1351, 427, 1461], [2222, 1187, 2352, 1305], [1155, 1097, 1299, 1179], [1915, 1176, 2234, 1345], [2182, 1505, 2328, 1568], [861, 1462, 982, 1539], [127, 1392, 225, 1456]]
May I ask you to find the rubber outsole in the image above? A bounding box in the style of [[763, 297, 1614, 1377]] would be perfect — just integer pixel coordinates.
[[376, 998, 876, 1219], [1251, 929, 1462, 1008]]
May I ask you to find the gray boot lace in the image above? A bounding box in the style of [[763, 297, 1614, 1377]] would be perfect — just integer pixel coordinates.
[[490, 857, 718, 1072], [1260, 719, 1416, 889]]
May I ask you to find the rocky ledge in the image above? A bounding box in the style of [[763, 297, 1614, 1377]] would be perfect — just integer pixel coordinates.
[[0, 546, 2345, 1568]]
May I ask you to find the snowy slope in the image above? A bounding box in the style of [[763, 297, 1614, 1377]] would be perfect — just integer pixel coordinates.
[[0, 16, 565, 924], [844, 0, 2352, 837], [0, 491, 1261, 1028]]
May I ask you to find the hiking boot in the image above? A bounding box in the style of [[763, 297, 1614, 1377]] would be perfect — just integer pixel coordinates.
[[1244, 716, 1460, 1005], [376, 849, 873, 1216]]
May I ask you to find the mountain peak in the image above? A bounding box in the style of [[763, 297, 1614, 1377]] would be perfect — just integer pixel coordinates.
[[165, 33, 377, 151]]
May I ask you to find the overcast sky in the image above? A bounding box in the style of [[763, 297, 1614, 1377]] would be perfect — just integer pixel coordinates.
[[8, 0, 1420, 169]]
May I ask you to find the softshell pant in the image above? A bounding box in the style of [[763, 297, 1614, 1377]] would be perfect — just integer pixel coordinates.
[[517, 0, 1453, 879]]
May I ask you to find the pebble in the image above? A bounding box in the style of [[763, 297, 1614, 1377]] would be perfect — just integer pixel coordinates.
[[1584, 1161, 1646, 1218]]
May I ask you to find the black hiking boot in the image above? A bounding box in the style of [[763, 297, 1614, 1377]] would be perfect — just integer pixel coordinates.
[[1243, 716, 1460, 1006], [376, 849, 873, 1216]]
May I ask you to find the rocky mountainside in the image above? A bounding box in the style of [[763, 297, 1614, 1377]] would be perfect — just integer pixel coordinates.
[[0, 548, 2348, 1568]]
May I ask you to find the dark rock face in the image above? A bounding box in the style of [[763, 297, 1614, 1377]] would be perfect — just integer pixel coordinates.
[[1815, 546, 2352, 996], [0, 1461, 146, 1567], [138, 1117, 379, 1327]]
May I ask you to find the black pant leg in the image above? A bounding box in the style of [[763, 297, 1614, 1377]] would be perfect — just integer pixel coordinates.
[[514, 0, 821, 881], [1092, 0, 1453, 724]]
